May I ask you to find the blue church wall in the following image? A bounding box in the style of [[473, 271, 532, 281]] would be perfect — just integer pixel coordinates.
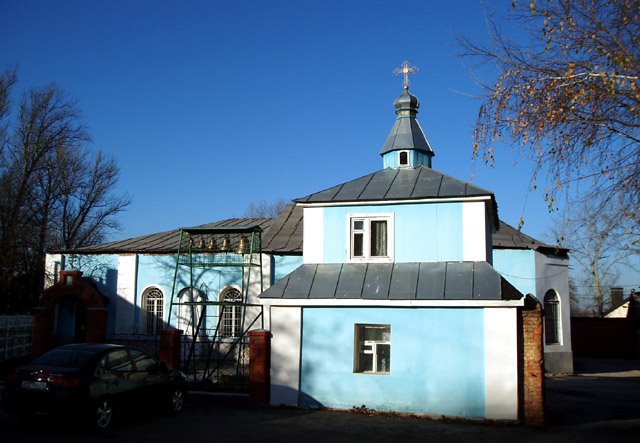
[[299, 307, 485, 417], [62, 253, 119, 333], [271, 255, 303, 285], [322, 203, 463, 263], [382, 151, 431, 168], [137, 254, 245, 330], [492, 249, 537, 297]]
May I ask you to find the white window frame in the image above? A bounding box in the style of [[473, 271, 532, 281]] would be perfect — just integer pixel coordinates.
[[544, 289, 562, 346], [398, 150, 410, 167], [347, 213, 394, 263], [141, 286, 164, 334], [354, 324, 391, 374], [219, 286, 243, 338]]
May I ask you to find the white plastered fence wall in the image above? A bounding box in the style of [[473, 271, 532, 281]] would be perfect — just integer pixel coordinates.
[[269, 306, 302, 406], [484, 307, 519, 420]]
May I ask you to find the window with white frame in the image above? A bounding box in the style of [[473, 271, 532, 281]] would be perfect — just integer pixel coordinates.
[[354, 324, 391, 374], [398, 150, 409, 167], [544, 290, 561, 345], [349, 215, 393, 262], [220, 287, 243, 338], [142, 287, 164, 334]]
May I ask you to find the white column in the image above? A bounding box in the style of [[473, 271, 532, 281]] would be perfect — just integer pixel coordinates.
[[462, 201, 488, 261], [303, 207, 324, 264], [116, 254, 138, 331]]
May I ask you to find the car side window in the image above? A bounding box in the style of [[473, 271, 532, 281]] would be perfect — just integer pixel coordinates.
[[106, 349, 133, 372], [129, 349, 157, 372]]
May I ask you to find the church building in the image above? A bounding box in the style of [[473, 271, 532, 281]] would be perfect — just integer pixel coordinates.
[[44, 63, 572, 422]]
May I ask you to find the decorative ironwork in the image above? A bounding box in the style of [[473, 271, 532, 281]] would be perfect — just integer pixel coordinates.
[[394, 60, 418, 90]]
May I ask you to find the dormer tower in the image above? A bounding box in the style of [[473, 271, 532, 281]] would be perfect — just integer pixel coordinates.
[[380, 61, 434, 169]]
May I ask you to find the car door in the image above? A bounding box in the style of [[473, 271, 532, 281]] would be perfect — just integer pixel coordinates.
[[128, 349, 168, 405], [96, 349, 137, 408]]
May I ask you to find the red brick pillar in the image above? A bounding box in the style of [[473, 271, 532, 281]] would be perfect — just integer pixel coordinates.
[[159, 328, 183, 369], [521, 302, 545, 427], [31, 307, 53, 357], [248, 329, 271, 405]]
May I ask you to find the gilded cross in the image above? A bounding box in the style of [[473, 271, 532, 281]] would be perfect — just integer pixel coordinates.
[[394, 60, 418, 90]]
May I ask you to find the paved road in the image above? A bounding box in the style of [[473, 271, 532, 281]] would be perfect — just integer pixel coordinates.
[[1, 358, 638, 442]]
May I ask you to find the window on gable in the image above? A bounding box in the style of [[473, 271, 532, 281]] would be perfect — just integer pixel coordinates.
[[398, 151, 409, 166], [354, 324, 390, 374], [544, 290, 561, 345], [349, 215, 393, 261]]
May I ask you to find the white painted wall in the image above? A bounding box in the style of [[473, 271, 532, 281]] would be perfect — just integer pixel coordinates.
[[116, 254, 138, 331], [303, 207, 324, 264], [44, 254, 63, 289], [462, 201, 488, 262], [269, 306, 302, 406], [484, 308, 518, 420]]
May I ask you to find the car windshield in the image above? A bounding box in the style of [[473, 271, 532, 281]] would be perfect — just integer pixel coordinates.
[[32, 349, 95, 368]]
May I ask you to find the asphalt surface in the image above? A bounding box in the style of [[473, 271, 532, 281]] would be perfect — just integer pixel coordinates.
[[1, 357, 639, 442]]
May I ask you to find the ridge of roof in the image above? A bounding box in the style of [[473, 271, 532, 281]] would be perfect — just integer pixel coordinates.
[[50, 217, 272, 255]]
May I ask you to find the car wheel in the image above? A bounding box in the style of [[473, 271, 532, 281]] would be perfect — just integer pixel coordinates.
[[94, 398, 113, 429], [168, 388, 185, 414]]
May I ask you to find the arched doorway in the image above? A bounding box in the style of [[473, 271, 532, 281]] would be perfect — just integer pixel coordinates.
[[33, 270, 107, 356]]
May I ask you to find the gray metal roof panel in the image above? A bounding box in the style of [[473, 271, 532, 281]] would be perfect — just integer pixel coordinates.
[[388, 263, 419, 299], [260, 261, 522, 301], [332, 174, 373, 201], [358, 169, 397, 200], [362, 263, 393, 299], [473, 262, 502, 300], [416, 262, 447, 299], [309, 263, 341, 298], [335, 264, 367, 299], [385, 168, 420, 200], [445, 262, 474, 299], [283, 264, 316, 299]]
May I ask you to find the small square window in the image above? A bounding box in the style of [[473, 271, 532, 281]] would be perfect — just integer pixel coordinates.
[[354, 324, 391, 374]]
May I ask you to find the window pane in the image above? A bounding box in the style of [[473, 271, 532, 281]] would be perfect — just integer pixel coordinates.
[[359, 350, 373, 372], [364, 326, 385, 341], [377, 344, 390, 372], [353, 220, 364, 230], [370, 220, 387, 256], [353, 233, 364, 257]]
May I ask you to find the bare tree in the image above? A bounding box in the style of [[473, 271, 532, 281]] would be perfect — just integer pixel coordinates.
[[244, 198, 288, 218], [0, 73, 130, 313], [552, 196, 638, 316], [460, 0, 639, 221]]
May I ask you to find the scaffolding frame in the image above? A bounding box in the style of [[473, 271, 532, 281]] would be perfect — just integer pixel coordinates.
[[167, 226, 264, 388]]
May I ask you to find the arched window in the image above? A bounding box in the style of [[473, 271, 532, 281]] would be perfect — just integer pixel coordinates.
[[398, 151, 409, 166], [177, 287, 205, 337], [220, 287, 243, 338], [544, 290, 561, 345], [142, 287, 164, 334]]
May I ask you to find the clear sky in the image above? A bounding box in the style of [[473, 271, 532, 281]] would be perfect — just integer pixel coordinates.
[[0, 0, 567, 244]]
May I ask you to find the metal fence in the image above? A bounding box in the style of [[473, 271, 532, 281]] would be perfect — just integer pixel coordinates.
[[0, 315, 32, 361], [106, 332, 160, 359]]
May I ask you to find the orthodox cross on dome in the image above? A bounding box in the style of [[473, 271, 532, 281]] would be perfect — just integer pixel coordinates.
[[394, 60, 418, 90]]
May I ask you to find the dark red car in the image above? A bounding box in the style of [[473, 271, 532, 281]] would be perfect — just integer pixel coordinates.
[[2, 343, 186, 429]]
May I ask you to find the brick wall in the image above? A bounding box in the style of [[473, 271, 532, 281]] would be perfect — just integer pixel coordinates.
[[520, 301, 545, 427]]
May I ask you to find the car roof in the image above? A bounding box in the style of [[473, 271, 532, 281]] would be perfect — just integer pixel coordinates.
[[54, 343, 127, 353]]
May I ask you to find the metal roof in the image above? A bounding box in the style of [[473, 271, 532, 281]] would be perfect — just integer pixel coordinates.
[[261, 203, 303, 254], [260, 261, 523, 301], [380, 89, 434, 157], [294, 166, 495, 203], [493, 221, 568, 255], [51, 218, 272, 254]]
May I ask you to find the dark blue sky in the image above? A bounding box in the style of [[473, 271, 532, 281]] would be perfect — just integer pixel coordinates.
[[1, 0, 552, 240]]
